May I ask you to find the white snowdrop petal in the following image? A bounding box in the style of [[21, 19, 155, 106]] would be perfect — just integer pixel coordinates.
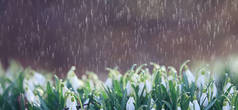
[[196, 75, 206, 88], [200, 93, 208, 107], [0, 87, 2, 94], [185, 70, 195, 84], [126, 82, 132, 96], [223, 102, 231, 110], [146, 80, 152, 93], [161, 77, 167, 87], [224, 82, 234, 94], [63, 87, 69, 96], [168, 76, 173, 81], [131, 74, 139, 83], [212, 83, 217, 97], [193, 100, 200, 110], [33, 72, 46, 86], [70, 76, 83, 90], [126, 97, 135, 110], [189, 102, 194, 110], [25, 89, 40, 106], [105, 78, 113, 89], [66, 94, 77, 109]]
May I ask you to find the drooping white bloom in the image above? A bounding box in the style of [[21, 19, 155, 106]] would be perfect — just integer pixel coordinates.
[[189, 101, 194, 110], [84, 98, 89, 105], [105, 78, 113, 89], [70, 75, 83, 90], [223, 102, 231, 110], [25, 88, 40, 106], [161, 66, 167, 73], [89, 80, 94, 89], [145, 80, 152, 93], [184, 70, 195, 84], [167, 75, 173, 81], [66, 94, 77, 110], [161, 76, 167, 87], [200, 93, 208, 107], [33, 72, 46, 87], [150, 99, 155, 105], [196, 75, 206, 88], [23, 72, 47, 93], [126, 97, 135, 110], [212, 83, 217, 98], [67, 67, 83, 90], [0, 85, 3, 94], [189, 100, 201, 110], [131, 73, 139, 83], [193, 100, 201, 110], [224, 82, 234, 94], [126, 82, 133, 96], [138, 82, 145, 96], [178, 84, 182, 93], [62, 84, 69, 96], [114, 73, 122, 81], [177, 106, 181, 110]]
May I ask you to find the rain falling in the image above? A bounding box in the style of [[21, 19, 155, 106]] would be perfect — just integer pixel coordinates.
[[0, 0, 238, 78], [2, 1, 238, 110]]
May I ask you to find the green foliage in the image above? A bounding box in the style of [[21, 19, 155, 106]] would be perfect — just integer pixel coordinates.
[[0, 61, 238, 110]]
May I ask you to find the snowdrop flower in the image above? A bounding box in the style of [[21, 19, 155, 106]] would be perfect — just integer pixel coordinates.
[[5, 69, 15, 81], [88, 80, 95, 89], [0, 85, 3, 94], [25, 87, 40, 106], [24, 72, 46, 90], [23, 72, 46, 93], [131, 73, 139, 84], [66, 93, 77, 110], [210, 83, 217, 98], [33, 72, 46, 87], [67, 67, 83, 90], [23, 79, 33, 91], [70, 75, 84, 90], [150, 99, 155, 105], [114, 73, 122, 81], [189, 100, 200, 110], [177, 106, 181, 110], [184, 70, 195, 84], [138, 82, 145, 96], [145, 80, 152, 93], [126, 97, 135, 110], [167, 75, 174, 81], [224, 82, 234, 94], [196, 75, 206, 89], [200, 93, 208, 107], [189, 101, 194, 110], [161, 66, 167, 73], [62, 84, 69, 96], [161, 76, 167, 87], [126, 82, 133, 96], [105, 78, 113, 89], [223, 101, 231, 110], [107, 68, 121, 81], [178, 84, 182, 93], [84, 98, 89, 105]]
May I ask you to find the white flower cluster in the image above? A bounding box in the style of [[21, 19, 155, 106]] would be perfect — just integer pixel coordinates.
[[0, 63, 237, 110]]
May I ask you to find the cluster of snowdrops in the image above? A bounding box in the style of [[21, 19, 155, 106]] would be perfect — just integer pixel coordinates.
[[0, 61, 238, 110]]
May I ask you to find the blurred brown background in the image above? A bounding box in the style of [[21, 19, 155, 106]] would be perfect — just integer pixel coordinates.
[[0, 0, 238, 78]]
